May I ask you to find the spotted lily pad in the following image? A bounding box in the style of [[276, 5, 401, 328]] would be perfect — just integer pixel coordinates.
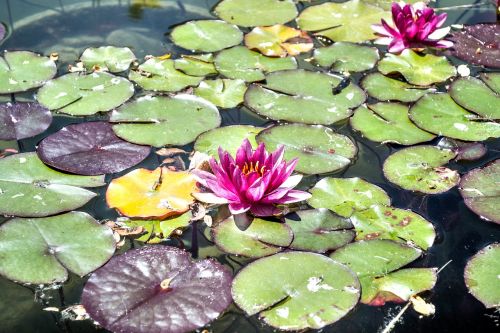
[[383, 146, 460, 194], [350, 103, 435, 145], [0, 102, 52, 140], [194, 79, 247, 108], [37, 72, 134, 116], [110, 95, 221, 147], [245, 69, 365, 124], [378, 49, 456, 86], [174, 54, 217, 77], [449, 24, 500, 68], [0, 152, 104, 217], [459, 160, 499, 224], [232, 251, 360, 330], [0, 51, 57, 94], [308, 177, 391, 218], [82, 246, 232, 333], [361, 73, 434, 102], [256, 124, 357, 174], [449, 76, 500, 120], [80, 46, 136, 72], [245, 25, 313, 57], [121, 212, 192, 243], [0, 212, 115, 284], [314, 42, 379, 73], [37, 122, 150, 176], [214, 0, 298, 27], [284, 209, 355, 253], [214, 46, 297, 82]]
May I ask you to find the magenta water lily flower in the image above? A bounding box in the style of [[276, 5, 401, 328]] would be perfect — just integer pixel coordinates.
[[372, 1, 453, 53]]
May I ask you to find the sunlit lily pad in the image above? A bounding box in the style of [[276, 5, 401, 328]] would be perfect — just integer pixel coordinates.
[[459, 160, 499, 224], [297, 0, 390, 43], [37, 72, 134, 116], [121, 212, 192, 243], [232, 251, 360, 330], [437, 137, 487, 162], [214, 46, 297, 82], [194, 79, 247, 108], [80, 46, 136, 72], [245, 25, 313, 57], [481, 72, 500, 92], [0, 212, 115, 284], [0, 102, 52, 140], [449, 24, 500, 68], [314, 42, 379, 73], [171, 20, 243, 52], [37, 122, 150, 176], [174, 54, 217, 77], [110, 95, 221, 147], [0, 51, 57, 94], [363, 0, 429, 10], [214, 0, 298, 27], [0, 152, 104, 217], [464, 243, 500, 308], [449, 76, 500, 120], [361, 73, 434, 102], [256, 124, 357, 174], [82, 246, 232, 333], [383, 145, 460, 194], [284, 209, 355, 253], [378, 49, 456, 86], [351, 103, 435, 145], [308, 177, 391, 218], [245, 69, 365, 124]]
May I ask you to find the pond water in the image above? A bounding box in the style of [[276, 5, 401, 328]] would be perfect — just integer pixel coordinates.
[[0, 0, 499, 332]]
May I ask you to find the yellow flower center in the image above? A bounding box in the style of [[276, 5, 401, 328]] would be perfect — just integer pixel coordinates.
[[242, 161, 266, 176]]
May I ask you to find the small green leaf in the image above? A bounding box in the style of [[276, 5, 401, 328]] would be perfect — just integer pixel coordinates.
[[314, 42, 379, 73], [174, 54, 217, 77], [122, 212, 192, 243], [214, 0, 298, 27], [194, 79, 247, 108], [449, 76, 500, 120], [361, 73, 433, 102], [80, 46, 136, 73]]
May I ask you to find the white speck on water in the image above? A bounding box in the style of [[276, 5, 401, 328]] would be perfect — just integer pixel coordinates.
[[276, 307, 289, 318], [19, 157, 26, 163]]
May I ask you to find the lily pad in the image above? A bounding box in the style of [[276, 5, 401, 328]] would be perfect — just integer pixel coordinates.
[[0, 51, 57, 94], [0, 212, 115, 284], [314, 42, 379, 73], [174, 54, 217, 77], [308, 177, 391, 218], [110, 95, 221, 147], [214, 46, 297, 82], [459, 159, 499, 224], [409, 93, 500, 141], [232, 251, 360, 330], [37, 122, 150, 176], [437, 137, 487, 162], [361, 73, 434, 102], [362, 0, 429, 10], [256, 124, 357, 174], [245, 69, 365, 125], [214, 0, 298, 27], [464, 243, 500, 308], [82, 246, 232, 333], [378, 49, 456, 86], [0, 23, 5, 41], [350, 103, 435, 145], [297, 0, 390, 43], [80, 46, 136, 72], [383, 145, 460, 194], [121, 212, 192, 243], [245, 25, 313, 57], [0, 102, 52, 140], [171, 20, 243, 52], [449, 24, 500, 68], [449, 76, 500, 120], [36, 72, 134, 116], [284, 209, 355, 253], [0, 152, 104, 217], [481, 72, 500, 92], [194, 79, 247, 108]]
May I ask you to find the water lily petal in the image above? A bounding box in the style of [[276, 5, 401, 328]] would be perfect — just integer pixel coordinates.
[[192, 192, 230, 204], [277, 190, 312, 204], [250, 204, 281, 217], [229, 202, 251, 215], [428, 26, 451, 40]]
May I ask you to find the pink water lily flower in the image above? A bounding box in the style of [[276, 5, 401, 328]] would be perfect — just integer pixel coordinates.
[[372, 1, 454, 53]]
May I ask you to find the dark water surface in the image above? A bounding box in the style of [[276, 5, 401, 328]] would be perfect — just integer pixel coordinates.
[[0, 0, 499, 332]]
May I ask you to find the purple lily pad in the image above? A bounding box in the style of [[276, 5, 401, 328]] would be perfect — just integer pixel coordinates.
[[449, 24, 500, 68], [82, 246, 233, 333], [0, 102, 52, 140], [37, 122, 150, 175], [437, 138, 487, 162], [0, 23, 5, 41]]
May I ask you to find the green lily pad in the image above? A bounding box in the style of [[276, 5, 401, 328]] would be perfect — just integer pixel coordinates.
[[110, 95, 221, 147], [245, 69, 365, 125], [171, 20, 243, 52], [361, 73, 434, 102], [480, 72, 500, 92], [0, 152, 104, 217], [449, 76, 500, 120], [378, 50, 456, 86], [121, 212, 192, 243], [409, 93, 500, 141], [129, 58, 203, 92], [174, 54, 217, 77], [314, 42, 379, 73], [232, 252, 360, 330], [214, 46, 297, 82], [0, 211, 115, 284], [80, 46, 136, 73], [351, 204, 436, 250], [308, 177, 391, 218], [284, 209, 355, 253], [36, 72, 134, 116], [297, 0, 390, 43], [350, 103, 435, 145], [464, 243, 500, 308], [256, 124, 357, 174], [214, 0, 298, 27], [194, 79, 247, 108], [0, 51, 57, 94], [383, 145, 460, 194]]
